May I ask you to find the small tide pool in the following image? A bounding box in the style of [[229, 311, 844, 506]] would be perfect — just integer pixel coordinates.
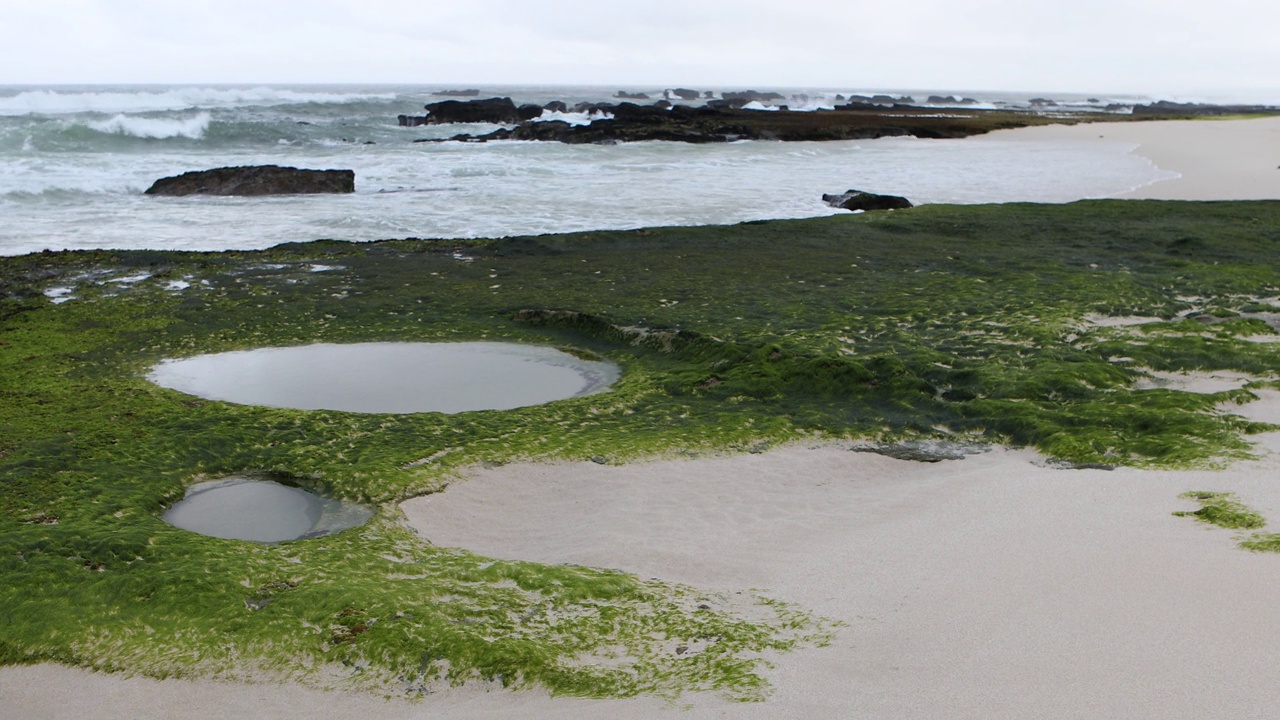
[[163, 477, 374, 543]]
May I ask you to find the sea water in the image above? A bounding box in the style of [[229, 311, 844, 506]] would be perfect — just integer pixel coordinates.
[[0, 84, 1175, 256]]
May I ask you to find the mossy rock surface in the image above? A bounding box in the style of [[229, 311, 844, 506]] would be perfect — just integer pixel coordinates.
[[4, 199, 1280, 697]]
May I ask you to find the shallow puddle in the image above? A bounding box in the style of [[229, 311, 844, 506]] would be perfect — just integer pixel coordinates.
[[163, 477, 374, 543], [148, 341, 619, 413]]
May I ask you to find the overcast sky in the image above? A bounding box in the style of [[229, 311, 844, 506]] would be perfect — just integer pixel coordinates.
[[3, 0, 1277, 99]]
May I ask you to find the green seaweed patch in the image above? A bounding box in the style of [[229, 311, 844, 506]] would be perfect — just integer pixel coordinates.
[[1174, 491, 1280, 554], [1174, 491, 1266, 529], [1239, 533, 1280, 552], [6, 200, 1280, 696]]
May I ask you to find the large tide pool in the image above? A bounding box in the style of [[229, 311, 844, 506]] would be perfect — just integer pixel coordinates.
[[147, 341, 620, 414]]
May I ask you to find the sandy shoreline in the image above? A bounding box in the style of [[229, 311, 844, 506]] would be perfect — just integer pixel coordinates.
[[6, 119, 1280, 719], [982, 115, 1280, 200]]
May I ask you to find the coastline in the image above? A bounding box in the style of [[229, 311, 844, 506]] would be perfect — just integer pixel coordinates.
[[6, 117, 1280, 719], [982, 116, 1280, 200]]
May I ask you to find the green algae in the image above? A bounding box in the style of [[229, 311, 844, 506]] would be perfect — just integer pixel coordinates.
[[4, 199, 1280, 697], [1174, 491, 1280, 554], [1174, 491, 1267, 529]]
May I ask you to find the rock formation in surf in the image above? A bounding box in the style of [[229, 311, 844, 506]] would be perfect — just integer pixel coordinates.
[[822, 189, 914, 211], [144, 165, 355, 196]]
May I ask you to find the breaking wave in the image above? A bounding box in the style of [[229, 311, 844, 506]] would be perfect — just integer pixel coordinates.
[[533, 110, 614, 126], [86, 112, 212, 139], [0, 87, 397, 116]]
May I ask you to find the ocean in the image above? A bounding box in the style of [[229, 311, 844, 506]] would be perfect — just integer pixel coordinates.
[[0, 84, 1175, 257]]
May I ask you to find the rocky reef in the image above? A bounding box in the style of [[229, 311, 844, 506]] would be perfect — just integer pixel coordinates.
[[396, 95, 1280, 147], [402, 97, 1067, 145]]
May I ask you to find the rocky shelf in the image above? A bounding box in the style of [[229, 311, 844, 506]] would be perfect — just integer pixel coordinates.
[[398, 96, 1280, 146]]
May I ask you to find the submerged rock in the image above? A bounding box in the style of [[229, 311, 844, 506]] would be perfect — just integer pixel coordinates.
[[822, 189, 913, 212], [144, 165, 355, 196]]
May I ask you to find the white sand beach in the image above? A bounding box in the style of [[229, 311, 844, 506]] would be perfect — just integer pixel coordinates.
[[982, 115, 1280, 200], [6, 118, 1280, 720]]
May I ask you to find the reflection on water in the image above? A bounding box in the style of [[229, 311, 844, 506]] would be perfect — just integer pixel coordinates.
[[163, 477, 374, 543], [148, 341, 620, 413]]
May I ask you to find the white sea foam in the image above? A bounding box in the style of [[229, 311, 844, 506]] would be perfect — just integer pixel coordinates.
[[85, 112, 211, 140], [0, 87, 396, 116], [786, 95, 839, 112], [741, 101, 779, 112], [533, 110, 614, 126]]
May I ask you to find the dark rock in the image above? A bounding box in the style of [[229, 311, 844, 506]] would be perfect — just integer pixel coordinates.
[[517, 104, 544, 121], [423, 98, 1057, 145], [543, 101, 568, 113], [926, 95, 979, 105], [432, 89, 480, 97], [822, 189, 913, 211], [417, 97, 522, 124], [614, 91, 650, 100], [144, 165, 355, 196], [703, 90, 714, 98], [1037, 458, 1116, 471], [852, 441, 990, 463], [719, 90, 785, 108], [1132, 100, 1280, 116], [666, 88, 700, 101]]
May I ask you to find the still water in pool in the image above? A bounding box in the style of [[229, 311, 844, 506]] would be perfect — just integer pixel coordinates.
[[148, 342, 619, 413], [163, 477, 374, 543]]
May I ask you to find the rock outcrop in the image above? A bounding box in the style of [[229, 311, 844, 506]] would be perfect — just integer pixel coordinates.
[[144, 165, 355, 196], [398, 97, 523, 126], [1131, 100, 1280, 116], [822, 189, 913, 211], [713, 90, 786, 108], [665, 88, 701, 101]]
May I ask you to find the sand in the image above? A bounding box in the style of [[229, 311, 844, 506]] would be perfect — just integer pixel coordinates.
[[7, 118, 1280, 719], [980, 115, 1280, 200]]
